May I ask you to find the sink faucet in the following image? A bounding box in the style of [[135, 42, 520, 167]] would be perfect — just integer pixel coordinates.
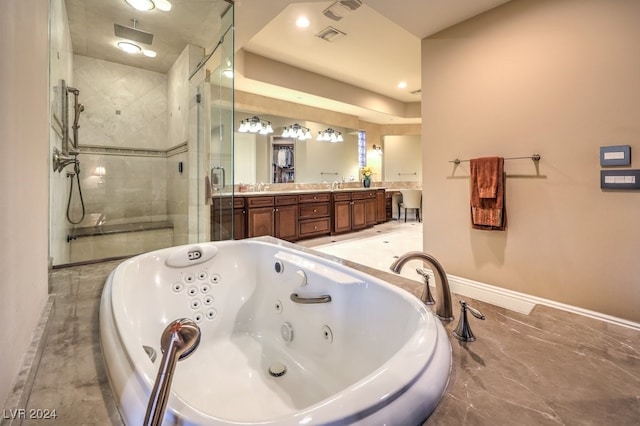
[[331, 181, 339, 190], [257, 182, 265, 192], [389, 251, 454, 321]]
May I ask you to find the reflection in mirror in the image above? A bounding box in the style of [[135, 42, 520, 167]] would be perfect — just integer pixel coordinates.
[[382, 135, 422, 182], [234, 113, 360, 186]]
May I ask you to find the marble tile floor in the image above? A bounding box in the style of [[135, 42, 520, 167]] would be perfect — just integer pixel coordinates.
[[9, 221, 640, 425]]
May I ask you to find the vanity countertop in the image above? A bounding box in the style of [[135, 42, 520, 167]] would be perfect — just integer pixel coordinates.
[[218, 187, 389, 197]]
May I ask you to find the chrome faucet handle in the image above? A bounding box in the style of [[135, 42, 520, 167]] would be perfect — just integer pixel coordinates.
[[415, 268, 435, 305], [453, 300, 485, 342]]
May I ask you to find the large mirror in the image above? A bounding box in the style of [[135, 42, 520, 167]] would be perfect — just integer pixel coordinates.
[[234, 112, 360, 186]]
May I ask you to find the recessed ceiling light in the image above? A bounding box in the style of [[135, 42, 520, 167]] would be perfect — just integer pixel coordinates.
[[142, 49, 157, 58], [397, 81, 408, 89], [124, 0, 172, 12], [125, 0, 154, 11], [117, 41, 142, 54], [296, 16, 310, 28], [154, 0, 172, 11]]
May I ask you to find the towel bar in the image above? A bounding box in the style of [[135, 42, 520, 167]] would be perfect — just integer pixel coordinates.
[[449, 154, 541, 165]]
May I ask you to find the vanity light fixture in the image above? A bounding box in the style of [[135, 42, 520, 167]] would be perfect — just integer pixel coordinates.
[[124, 0, 172, 12], [317, 128, 344, 143], [238, 116, 274, 134], [372, 144, 383, 155], [282, 124, 312, 141]]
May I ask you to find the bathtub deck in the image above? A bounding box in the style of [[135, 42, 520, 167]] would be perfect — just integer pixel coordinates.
[[16, 222, 640, 426]]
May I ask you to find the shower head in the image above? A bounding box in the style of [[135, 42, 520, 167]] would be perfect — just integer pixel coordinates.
[[114, 23, 154, 45]]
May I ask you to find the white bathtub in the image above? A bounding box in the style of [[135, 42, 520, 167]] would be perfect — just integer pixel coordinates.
[[100, 239, 451, 425]]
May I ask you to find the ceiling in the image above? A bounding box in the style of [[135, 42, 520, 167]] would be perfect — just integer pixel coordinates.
[[65, 0, 511, 124]]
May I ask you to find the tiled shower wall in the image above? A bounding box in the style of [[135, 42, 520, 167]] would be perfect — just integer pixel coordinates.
[[70, 55, 171, 227], [54, 53, 193, 264]]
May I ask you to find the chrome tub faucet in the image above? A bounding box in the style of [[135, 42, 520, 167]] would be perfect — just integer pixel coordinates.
[[390, 252, 454, 321]]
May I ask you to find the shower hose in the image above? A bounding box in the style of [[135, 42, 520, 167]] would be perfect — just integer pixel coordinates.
[[66, 158, 86, 225]]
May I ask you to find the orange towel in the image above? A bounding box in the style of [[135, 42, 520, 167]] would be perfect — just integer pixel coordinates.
[[470, 157, 506, 230]]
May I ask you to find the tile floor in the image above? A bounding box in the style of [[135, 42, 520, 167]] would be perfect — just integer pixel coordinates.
[[7, 221, 640, 425]]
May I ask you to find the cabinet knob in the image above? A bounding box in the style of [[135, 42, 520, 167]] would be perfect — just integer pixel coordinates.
[[313, 209, 317, 212], [314, 226, 318, 229]]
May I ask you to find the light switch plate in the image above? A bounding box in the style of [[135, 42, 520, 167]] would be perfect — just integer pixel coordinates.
[[600, 145, 631, 166], [600, 169, 640, 189]]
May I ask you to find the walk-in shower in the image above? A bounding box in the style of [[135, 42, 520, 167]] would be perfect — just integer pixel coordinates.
[[48, 0, 235, 266]]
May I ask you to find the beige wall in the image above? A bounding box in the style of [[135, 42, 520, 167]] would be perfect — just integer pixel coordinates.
[[0, 0, 49, 409], [422, 0, 640, 322]]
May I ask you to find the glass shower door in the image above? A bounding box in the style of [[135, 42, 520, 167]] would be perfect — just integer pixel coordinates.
[[194, 6, 235, 242]]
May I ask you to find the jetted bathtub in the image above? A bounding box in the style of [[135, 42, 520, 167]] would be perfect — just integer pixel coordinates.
[[100, 239, 451, 425]]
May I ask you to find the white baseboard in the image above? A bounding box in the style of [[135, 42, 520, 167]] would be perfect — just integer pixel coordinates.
[[424, 272, 640, 332]]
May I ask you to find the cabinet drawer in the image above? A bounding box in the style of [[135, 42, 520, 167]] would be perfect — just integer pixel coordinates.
[[298, 203, 330, 219], [332, 192, 352, 202], [299, 218, 331, 237], [299, 193, 330, 203], [275, 195, 298, 206], [247, 196, 274, 208], [352, 191, 376, 200], [234, 197, 246, 208], [213, 196, 245, 209]]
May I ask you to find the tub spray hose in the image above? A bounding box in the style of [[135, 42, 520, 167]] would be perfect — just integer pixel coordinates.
[[66, 160, 85, 225]]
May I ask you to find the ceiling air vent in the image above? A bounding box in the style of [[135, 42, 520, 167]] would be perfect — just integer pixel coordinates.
[[315, 26, 347, 42], [323, 0, 362, 21], [339, 0, 363, 11], [323, 5, 343, 21], [410, 89, 422, 96]]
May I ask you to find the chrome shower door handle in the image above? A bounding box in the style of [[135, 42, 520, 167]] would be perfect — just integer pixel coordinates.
[[211, 166, 226, 191]]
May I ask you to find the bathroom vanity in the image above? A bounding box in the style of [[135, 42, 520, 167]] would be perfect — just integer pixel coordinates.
[[211, 188, 388, 242]]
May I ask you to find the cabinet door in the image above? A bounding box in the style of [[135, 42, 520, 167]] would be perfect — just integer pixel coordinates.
[[365, 198, 377, 225], [211, 208, 233, 241], [233, 208, 246, 240], [247, 207, 275, 238], [275, 204, 298, 241], [352, 199, 367, 230], [333, 200, 352, 233]]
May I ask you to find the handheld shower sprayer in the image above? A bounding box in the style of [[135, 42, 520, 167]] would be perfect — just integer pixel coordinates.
[[67, 87, 83, 154]]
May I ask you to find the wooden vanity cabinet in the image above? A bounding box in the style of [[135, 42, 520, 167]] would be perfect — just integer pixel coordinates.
[[298, 192, 331, 238], [246, 195, 298, 241], [332, 192, 353, 233], [274, 195, 298, 241], [211, 196, 245, 241], [221, 189, 385, 241], [246, 196, 275, 238]]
